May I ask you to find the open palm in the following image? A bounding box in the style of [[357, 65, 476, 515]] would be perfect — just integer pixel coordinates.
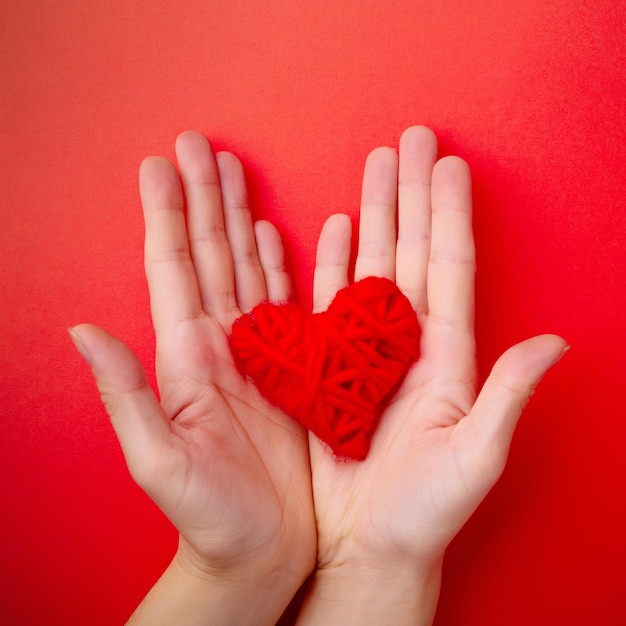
[[309, 126, 567, 574], [71, 131, 315, 585]]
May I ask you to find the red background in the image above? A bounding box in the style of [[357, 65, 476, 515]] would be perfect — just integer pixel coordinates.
[[2, 1, 625, 624]]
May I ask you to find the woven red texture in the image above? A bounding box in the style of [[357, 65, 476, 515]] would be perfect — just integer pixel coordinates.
[[231, 277, 420, 460]]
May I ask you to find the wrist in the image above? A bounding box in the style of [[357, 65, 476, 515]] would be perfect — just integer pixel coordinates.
[[297, 555, 443, 626], [180, 537, 313, 620], [128, 538, 312, 626], [176, 535, 311, 596]]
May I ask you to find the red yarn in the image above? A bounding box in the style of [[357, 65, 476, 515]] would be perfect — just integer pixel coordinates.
[[230, 276, 420, 460]]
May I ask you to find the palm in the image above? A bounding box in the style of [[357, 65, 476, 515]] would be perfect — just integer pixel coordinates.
[[77, 131, 315, 578], [309, 126, 566, 572], [310, 360, 482, 568], [152, 311, 311, 567]]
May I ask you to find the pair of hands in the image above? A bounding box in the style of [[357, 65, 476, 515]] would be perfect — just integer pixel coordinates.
[[70, 127, 567, 625]]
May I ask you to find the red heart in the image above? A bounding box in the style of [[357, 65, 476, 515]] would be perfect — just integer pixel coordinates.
[[230, 277, 420, 460]]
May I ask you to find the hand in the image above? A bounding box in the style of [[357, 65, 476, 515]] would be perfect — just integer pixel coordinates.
[[70, 132, 316, 625], [298, 126, 568, 625]]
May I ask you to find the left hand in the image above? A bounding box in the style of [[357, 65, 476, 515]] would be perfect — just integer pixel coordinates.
[[71, 132, 316, 621]]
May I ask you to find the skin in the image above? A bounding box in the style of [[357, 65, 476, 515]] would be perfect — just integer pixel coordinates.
[[70, 131, 316, 626], [70, 126, 567, 625], [297, 126, 568, 625]]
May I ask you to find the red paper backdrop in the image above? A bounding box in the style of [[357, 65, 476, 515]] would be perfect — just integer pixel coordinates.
[[2, 1, 625, 624]]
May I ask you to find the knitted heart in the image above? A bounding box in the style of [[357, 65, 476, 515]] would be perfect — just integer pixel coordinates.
[[230, 276, 420, 460]]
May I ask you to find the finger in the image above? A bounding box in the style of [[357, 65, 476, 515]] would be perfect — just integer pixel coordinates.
[[396, 126, 438, 315], [426, 156, 475, 329], [422, 156, 476, 381], [68, 324, 173, 490], [460, 334, 569, 478], [313, 213, 352, 313], [217, 151, 267, 314], [254, 220, 292, 303], [140, 156, 203, 333], [354, 147, 398, 282], [175, 131, 237, 321]]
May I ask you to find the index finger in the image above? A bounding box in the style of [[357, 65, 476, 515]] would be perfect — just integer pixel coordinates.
[[422, 156, 476, 382], [140, 156, 203, 334]]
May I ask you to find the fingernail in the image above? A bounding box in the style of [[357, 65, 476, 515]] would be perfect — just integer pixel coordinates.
[[68, 327, 92, 365], [552, 342, 571, 366]]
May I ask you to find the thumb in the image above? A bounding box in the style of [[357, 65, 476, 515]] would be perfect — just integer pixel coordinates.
[[463, 334, 569, 476], [68, 323, 171, 485]]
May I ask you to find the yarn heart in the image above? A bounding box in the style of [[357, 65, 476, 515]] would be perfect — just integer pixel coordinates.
[[230, 276, 420, 460]]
